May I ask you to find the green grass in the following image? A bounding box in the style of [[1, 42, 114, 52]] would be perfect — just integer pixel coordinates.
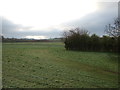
[[2, 42, 119, 88]]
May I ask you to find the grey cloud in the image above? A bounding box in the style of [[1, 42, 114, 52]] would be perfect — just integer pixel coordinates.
[[2, 18, 21, 32], [2, 17, 62, 38], [2, 2, 118, 38], [65, 2, 118, 36], [2, 17, 23, 38]]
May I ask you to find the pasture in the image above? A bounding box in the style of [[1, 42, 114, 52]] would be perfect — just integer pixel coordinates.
[[2, 42, 119, 88]]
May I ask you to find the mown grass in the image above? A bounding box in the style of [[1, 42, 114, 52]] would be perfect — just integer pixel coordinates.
[[2, 42, 119, 88]]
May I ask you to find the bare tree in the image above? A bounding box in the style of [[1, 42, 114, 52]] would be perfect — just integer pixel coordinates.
[[105, 18, 120, 38], [63, 27, 89, 38]]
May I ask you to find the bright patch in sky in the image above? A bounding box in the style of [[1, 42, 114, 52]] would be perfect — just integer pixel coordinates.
[[25, 36, 48, 39], [1, 0, 98, 30]]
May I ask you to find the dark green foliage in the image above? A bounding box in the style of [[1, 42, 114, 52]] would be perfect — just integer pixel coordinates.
[[90, 34, 100, 51], [63, 28, 119, 52]]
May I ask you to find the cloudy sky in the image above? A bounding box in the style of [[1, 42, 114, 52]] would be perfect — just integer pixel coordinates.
[[0, 0, 119, 39]]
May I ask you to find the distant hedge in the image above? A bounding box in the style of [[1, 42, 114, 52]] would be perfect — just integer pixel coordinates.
[[63, 28, 120, 52]]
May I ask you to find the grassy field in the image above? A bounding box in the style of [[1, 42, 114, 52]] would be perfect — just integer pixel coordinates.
[[2, 42, 119, 88]]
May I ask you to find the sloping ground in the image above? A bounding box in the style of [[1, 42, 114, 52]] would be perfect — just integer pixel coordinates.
[[2, 42, 119, 88]]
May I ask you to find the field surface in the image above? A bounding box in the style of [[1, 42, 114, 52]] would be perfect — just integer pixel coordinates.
[[2, 42, 119, 88]]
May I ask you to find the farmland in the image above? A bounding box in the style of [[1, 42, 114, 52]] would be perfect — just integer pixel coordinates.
[[2, 42, 119, 88]]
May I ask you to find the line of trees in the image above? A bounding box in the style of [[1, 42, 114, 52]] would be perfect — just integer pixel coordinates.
[[1, 36, 62, 42], [63, 28, 119, 52], [63, 18, 120, 52]]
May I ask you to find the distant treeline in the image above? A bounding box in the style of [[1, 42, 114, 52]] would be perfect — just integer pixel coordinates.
[[63, 28, 120, 52], [1, 36, 62, 42]]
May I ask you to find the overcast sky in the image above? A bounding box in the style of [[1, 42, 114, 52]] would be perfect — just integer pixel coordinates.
[[1, 0, 119, 39]]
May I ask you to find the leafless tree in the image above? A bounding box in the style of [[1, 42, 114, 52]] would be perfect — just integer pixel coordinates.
[[62, 27, 89, 38], [105, 18, 120, 38]]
